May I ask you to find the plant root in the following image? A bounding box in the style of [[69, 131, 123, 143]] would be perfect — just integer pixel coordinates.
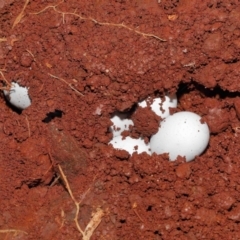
[[12, 0, 30, 29], [48, 73, 84, 96], [0, 229, 27, 236], [31, 1, 166, 42]]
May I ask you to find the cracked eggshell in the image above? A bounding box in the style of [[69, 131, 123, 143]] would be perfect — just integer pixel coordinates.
[[139, 94, 177, 118], [109, 136, 151, 155], [4, 82, 31, 110], [150, 111, 210, 162], [110, 112, 134, 137]]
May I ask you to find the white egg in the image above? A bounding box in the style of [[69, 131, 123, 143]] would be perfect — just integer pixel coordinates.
[[150, 111, 210, 161], [4, 82, 31, 110], [109, 136, 151, 155], [110, 112, 133, 137], [139, 94, 177, 118]]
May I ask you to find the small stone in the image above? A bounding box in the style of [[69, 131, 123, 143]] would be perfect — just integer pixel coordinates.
[[212, 192, 235, 211], [228, 204, 240, 222], [203, 31, 222, 52], [234, 97, 240, 120], [181, 201, 195, 220], [176, 163, 192, 179], [195, 207, 217, 225], [20, 52, 33, 67]]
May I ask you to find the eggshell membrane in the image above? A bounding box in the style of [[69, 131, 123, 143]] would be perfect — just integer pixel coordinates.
[[150, 111, 210, 161]]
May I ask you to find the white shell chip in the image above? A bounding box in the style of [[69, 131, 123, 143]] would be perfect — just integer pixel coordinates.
[[4, 82, 31, 110]]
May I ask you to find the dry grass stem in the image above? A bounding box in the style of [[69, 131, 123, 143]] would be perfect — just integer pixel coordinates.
[[132, 202, 145, 223], [0, 71, 11, 87], [12, 0, 30, 29], [31, 2, 166, 42], [58, 165, 104, 240], [24, 114, 31, 138], [0, 38, 7, 42], [0, 229, 27, 235], [48, 73, 84, 96], [26, 49, 37, 62]]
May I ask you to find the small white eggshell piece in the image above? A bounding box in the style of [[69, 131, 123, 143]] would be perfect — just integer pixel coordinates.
[[110, 112, 134, 137], [110, 136, 151, 155], [150, 111, 210, 161], [4, 82, 31, 110], [139, 94, 177, 118]]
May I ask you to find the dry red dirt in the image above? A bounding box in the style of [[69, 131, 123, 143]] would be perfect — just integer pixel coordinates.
[[1, 0, 240, 239]]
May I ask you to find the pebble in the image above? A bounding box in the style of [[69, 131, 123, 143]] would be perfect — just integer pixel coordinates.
[[228, 204, 240, 222], [212, 192, 235, 211], [176, 163, 192, 179]]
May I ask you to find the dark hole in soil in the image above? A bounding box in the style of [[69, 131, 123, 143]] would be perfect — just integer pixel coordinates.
[[146, 205, 152, 211], [3, 94, 23, 114], [119, 219, 126, 224], [177, 81, 240, 99], [228, 205, 234, 212], [25, 179, 41, 188], [42, 109, 64, 123], [111, 103, 137, 118], [154, 230, 161, 236], [46, 173, 58, 186]]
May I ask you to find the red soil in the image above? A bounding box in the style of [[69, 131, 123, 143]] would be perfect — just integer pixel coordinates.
[[0, 0, 240, 239]]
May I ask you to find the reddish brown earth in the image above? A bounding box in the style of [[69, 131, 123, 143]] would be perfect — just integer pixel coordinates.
[[1, 0, 240, 239]]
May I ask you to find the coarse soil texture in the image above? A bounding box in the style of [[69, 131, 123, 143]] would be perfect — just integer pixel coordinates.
[[1, 0, 240, 239]]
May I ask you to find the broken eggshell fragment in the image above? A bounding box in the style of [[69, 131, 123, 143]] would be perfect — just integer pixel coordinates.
[[139, 93, 177, 118], [110, 112, 134, 138], [109, 136, 151, 155], [4, 82, 31, 110]]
